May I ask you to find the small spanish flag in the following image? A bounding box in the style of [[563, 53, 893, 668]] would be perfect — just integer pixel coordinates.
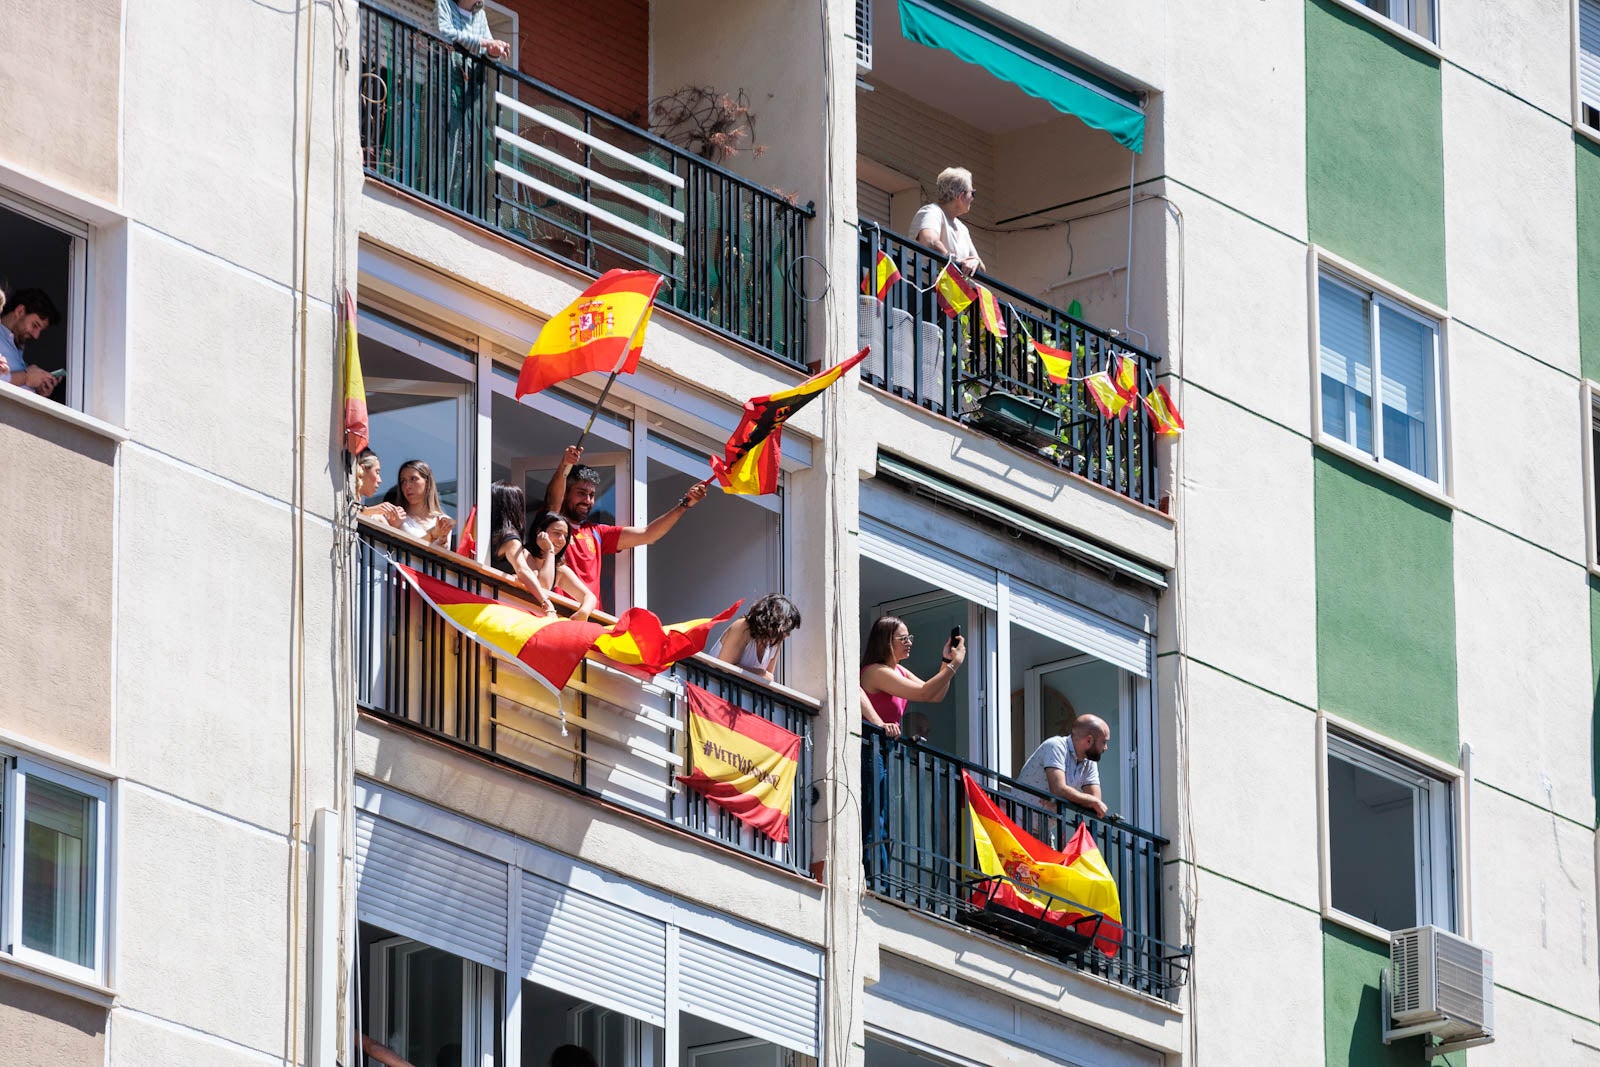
[[516, 269, 664, 398], [591, 601, 741, 678], [1144, 385, 1185, 436], [392, 563, 605, 696], [861, 251, 902, 301], [1113, 354, 1140, 399], [975, 285, 1008, 338], [456, 505, 478, 559], [963, 770, 1123, 956], [1030, 337, 1074, 384], [935, 264, 978, 319], [342, 290, 369, 455], [712, 348, 870, 496], [1085, 370, 1133, 420], [679, 684, 802, 843]]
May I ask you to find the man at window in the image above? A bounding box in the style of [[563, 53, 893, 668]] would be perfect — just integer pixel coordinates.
[[911, 167, 984, 276], [0, 289, 62, 396], [544, 445, 706, 613], [1013, 715, 1111, 819]]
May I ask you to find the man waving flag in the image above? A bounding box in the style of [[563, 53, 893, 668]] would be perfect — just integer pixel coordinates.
[[711, 348, 870, 496]]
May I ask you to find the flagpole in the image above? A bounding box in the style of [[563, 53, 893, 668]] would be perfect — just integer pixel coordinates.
[[571, 276, 664, 453]]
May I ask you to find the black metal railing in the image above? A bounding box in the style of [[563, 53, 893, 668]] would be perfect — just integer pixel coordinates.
[[858, 223, 1162, 506], [862, 727, 1189, 998], [357, 4, 813, 366], [355, 522, 816, 875]]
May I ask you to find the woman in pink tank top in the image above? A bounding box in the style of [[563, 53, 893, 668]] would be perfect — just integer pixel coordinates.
[[859, 615, 967, 738]]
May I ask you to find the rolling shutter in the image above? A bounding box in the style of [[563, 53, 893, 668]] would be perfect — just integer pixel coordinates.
[[355, 811, 509, 970], [520, 873, 669, 1026], [1009, 579, 1150, 677], [1582, 0, 1600, 112], [678, 931, 820, 1056], [859, 516, 997, 607]]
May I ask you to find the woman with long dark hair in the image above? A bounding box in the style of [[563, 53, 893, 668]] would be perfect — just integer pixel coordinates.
[[714, 594, 802, 682], [526, 510, 596, 622], [486, 482, 555, 615]]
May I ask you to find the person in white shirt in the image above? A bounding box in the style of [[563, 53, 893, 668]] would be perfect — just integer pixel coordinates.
[[0, 288, 62, 396], [911, 166, 984, 276], [1013, 714, 1111, 819]]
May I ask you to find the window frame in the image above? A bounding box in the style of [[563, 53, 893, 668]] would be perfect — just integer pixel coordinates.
[[1308, 249, 1454, 504], [1584, 381, 1600, 575], [1323, 0, 1442, 54], [1315, 713, 1466, 941], [1, 753, 111, 986], [1575, 0, 1600, 140], [0, 187, 92, 413]]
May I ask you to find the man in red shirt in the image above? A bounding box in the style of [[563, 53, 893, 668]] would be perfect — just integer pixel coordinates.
[[543, 444, 706, 612]]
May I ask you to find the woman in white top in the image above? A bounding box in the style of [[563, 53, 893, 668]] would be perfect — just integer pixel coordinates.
[[911, 166, 984, 276], [389, 458, 455, 550], [714, 594, 802, 682]]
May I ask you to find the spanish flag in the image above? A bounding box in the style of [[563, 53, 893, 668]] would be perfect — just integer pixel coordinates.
[[1114, 354, 1140, 399], [342, 290, 369, 455], [861, 251, 902, 301], [975, 285, 1008, 338], [515, 270, 664, 398], [1030, 337, 1074, 385], [678, 684, 801, 843], [456, 505, 478, 559], [712, 348, 870, 496], [392, 563, 605, 697], [591, 601, 741, 678], [1085, 370, 1133, 420], [1143, 385, 1184, 436], [935, 264, 978, 319], [963, 770, 1123, 956]]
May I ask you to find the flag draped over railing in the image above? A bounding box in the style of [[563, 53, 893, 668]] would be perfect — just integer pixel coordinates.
[[678, 684, 801, 843], [962, 770, 1123, 956], [592, 602, 742, 678]]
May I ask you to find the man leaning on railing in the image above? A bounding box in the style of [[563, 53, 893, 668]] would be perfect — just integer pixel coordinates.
[[1013, 714, 1112, 821]]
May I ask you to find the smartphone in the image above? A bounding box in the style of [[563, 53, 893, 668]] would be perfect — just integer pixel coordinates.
[[949, 624, 962, 648]]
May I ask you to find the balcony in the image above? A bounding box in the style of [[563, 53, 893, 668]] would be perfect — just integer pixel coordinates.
[[858, 223, 1162, 507], [355, 522, 817, 876], [862, 727, 1189, 1000], [356, 4, 814, 366]]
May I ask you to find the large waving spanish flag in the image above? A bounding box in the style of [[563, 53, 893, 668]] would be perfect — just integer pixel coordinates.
[[711, 348, 870, 496], [393, 563, 605, 697], [962, 770, 1123, 956], [515, 270, 664, 398], [591, 601, 741, 678], [342, 289, 369, 455], [678, 684, 801, 843]]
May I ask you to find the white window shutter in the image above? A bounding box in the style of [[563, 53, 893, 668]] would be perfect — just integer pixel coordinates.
[[1318, 276, 1373, 396], [520, 872, 669, 1026], [859, 516, 998, 608], [1376, 305, 1432, 420], [1009, 579, 1151, 678], [678, 931, 821, 1056], [1581, 0, 1600, 112]]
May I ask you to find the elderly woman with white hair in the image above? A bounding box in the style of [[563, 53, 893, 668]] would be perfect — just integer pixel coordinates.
[[911, 166, 984, 276]]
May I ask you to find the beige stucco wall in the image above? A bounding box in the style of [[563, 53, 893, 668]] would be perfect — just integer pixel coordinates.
[[0, 976, 106, 1067], [0, 398, 116, 762], [0, 0, 121, 201]]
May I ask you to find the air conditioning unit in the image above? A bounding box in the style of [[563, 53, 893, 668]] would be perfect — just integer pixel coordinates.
[[855, 0, 873, 73], [1382, 925, 1494, 1059]]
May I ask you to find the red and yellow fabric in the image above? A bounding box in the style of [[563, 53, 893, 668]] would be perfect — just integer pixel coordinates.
[[1085, 370, 1133, 420], [975, 285, 1008, 338], [456, 505, 478, 559], [392, 563, 604, 697], [861, 251, 902, 301], [342, 289, 369, 455], [591, 601, 741, 678], [934, 264, 978, 318], [1113, 354, 1140, 400], [678, 684, 801, 843], [712, 348, 871, 496], [516, 269, 664, 398], [1030, 337, 1075, 384], [1143, 385, 1185, 436], [962, 770, 1123, 956]]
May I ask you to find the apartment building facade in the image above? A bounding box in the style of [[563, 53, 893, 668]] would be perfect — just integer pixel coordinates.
[[3, 0, 1598, 1064]]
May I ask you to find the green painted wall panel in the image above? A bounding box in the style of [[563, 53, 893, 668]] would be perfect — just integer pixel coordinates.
[[1577, 139, 1600, 382], [1323, 921, 1422, 1066], [1305, 0, 1447, 306], [1314, 453, 1457, 761]]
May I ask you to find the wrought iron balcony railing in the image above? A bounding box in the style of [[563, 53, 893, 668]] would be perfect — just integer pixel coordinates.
[[857, 223, 1162, 507], [355, 522, 817, 875], [357, 4, 813, 367], [862, 726, 1189, 999]]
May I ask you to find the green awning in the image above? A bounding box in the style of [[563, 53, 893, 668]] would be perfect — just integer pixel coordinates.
[[897, 0, 1145, 152]]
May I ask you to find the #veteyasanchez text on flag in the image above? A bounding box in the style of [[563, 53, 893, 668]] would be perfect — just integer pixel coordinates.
[[962, 770, 1123, 956], [678, 684, 801, 843]]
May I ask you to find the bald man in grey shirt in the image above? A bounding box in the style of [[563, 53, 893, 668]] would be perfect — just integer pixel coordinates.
[[1014, 714, 1111, 819]]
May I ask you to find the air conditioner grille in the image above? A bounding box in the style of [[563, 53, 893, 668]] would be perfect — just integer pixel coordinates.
[[856, 0, 873, 70], [1391, 929, 1423, 1015], [1435, 934, 1488, 1029]]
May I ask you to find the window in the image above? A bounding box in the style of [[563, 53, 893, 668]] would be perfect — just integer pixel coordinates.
[[360, 924, 503, 1067], [1581, 0, 1600, 129], [1316, 269, 1446, 487], [0, 191, 89, 412], [1, 755, 110, 983], [1324, 733, 1456, 933], [1353, 0, 1436, 43], [1587, 384, 1600, 570]]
